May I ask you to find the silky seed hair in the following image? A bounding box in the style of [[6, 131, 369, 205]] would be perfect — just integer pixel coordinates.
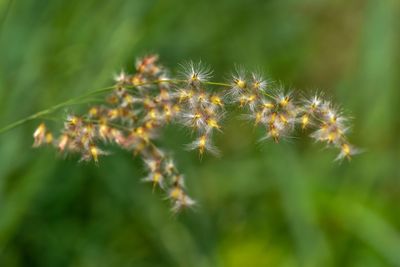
[[32, 54, 359, 212]]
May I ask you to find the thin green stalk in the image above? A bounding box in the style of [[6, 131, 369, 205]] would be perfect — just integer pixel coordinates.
[[0, 79, 236, 135], [0, 86, 114, 134], [203, 81, 231, 87]]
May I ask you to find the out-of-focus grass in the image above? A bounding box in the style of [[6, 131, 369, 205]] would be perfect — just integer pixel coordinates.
[[0, 0, 399, 266]]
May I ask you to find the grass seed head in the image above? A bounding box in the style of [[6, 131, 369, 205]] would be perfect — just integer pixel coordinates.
[[31, 55, 358, 212]]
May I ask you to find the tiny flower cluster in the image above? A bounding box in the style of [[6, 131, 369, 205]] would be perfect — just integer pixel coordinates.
[[33, 55, 358, 212], [226, 69, 359, 160], [177, 62, 224, 156]]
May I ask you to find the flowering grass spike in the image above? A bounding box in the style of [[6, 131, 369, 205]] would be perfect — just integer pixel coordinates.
[[29, 55, 358, 212]]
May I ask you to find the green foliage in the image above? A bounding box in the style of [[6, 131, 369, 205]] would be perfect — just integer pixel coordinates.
[[0, 0, 399, 266]]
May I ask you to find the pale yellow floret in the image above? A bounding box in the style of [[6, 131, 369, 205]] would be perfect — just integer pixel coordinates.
[[90, 145, 99, 162], [58, 135, 69, 151], [45, 132, 53, 144], [89, 107, 99, 117], [33, 123, 46, 139], [236, 79, 246, 89], [198, 135, 207, 154], [341, 143, 351, 156], [301, 114, 309, 129], [279, 114, 288, 124], [170, 186, 184, 200], [207, 118, 220, 129], [254, 112, 262, 125], [263, 103, 274, 109], [210, 95, 223, 106], [279, 97, 289, 108]]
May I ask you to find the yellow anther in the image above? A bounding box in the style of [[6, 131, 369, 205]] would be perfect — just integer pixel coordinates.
[[90, 145, 99, 162], [280, 97, 289, 107], [199, 135, 207, 147], [211, 95, 223, 106], [247, 94, 256, 102], [207, 118, 220, 129], [45, 132, 53, 144], [170, 187, 183, 200], [33, 123, 46, 139], [301, 115, 309, 129], [263, 103, 274, 109], [255, 112, 262, 125], [279, 114, 288, 124], [132, 76, 141, 86], [341, 143, 350, 156], [89, 107, 98, 117], [236, 79, 246, 89]]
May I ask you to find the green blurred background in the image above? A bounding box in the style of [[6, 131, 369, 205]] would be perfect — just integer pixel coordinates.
[[0, 0, 399, 266]]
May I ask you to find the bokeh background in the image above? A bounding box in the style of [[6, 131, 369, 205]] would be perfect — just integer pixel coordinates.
[[0, 0, 399, 266]]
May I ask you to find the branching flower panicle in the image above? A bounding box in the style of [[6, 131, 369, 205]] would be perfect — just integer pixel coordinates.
[[30, 55, 359, 212]]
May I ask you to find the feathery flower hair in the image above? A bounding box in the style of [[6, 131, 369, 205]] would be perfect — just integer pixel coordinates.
[[25, 55, 359, 212]]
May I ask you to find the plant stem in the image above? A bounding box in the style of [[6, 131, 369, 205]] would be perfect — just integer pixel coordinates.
[[0, 86, 114, 134], [0, 79, 260, 135]]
